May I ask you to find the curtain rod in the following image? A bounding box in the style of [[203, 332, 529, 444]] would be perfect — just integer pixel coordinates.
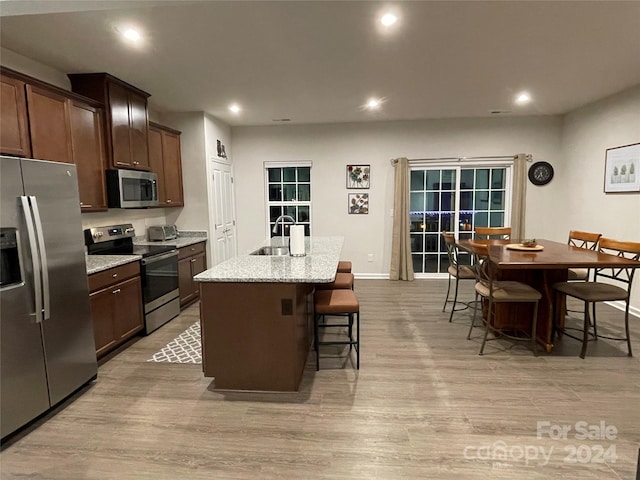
[[390, 154, 532, 165]]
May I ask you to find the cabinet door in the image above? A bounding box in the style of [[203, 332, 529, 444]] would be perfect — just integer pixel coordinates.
[[190, 253, 207, 301], [148, 126, 167, 204], [179, 257, 196, 306], [129, 92, 149, 169], [89, 288, 117, 357], [107, 82, 133, 168], [0, 75, 31, 157], [25, 84, 73, 163], [162, 130, 184, 206], [113, 276, 144, 340], [70, 101, 107, 211]]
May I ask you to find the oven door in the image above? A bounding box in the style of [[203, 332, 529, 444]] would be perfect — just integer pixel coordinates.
[[140, 250, 179, 312]]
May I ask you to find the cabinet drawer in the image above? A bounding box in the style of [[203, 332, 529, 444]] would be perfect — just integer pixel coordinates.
[[178, 242, 205, 260], [88, 261, 140, 292]]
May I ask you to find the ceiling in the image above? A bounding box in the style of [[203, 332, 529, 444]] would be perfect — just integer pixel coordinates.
[[1, 1, 639, 127]]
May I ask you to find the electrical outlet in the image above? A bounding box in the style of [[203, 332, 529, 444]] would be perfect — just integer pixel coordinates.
[[367, 254, 374, 262]]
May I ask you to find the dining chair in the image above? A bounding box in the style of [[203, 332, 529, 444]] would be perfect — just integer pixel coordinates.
[[567, 230, 602, 281], [466, 241, 541, 356], [474, 226, 512, 240], [552, 238, 640, 359], [442, 232, 476, 322]]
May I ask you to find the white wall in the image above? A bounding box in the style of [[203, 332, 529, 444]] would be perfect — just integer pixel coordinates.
[[559, 85, 640, 311], [1, 47, 70, 89], [232, 116, 563, 275]]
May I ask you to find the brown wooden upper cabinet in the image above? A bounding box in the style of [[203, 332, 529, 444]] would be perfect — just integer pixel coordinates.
[[70, 100, 108, 211], [149, 122, 184, 207], [25, 84, 74, 164], [1, 67, 109, 211], [0, 74, 31, 157], [68, 73, 150, 171]]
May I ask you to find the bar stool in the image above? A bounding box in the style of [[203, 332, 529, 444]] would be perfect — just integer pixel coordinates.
[[337, 261, 352, 273], [315, 272, 354, 290], [314, 289, 360, 370]]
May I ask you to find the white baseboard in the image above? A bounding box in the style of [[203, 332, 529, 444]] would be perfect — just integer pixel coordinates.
[[605, 301, 640, 319], [353, 273, 390, 280]]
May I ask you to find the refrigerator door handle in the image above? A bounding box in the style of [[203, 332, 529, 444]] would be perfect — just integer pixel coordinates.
[[20, 196, 43, 323], [29, 196, 50, 321]]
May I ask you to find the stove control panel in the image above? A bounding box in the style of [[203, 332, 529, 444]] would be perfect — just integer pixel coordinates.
[[84, 224, 136, 245]]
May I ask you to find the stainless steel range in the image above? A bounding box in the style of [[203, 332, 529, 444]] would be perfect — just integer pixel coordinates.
[[84, 224, 180, 334]]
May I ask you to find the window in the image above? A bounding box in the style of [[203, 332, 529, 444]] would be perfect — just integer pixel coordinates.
[[409, 162, 512, 275], [265, 163, 312, 237]]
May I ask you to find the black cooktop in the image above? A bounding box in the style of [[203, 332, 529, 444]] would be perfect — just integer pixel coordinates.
[[132, 245, 176, 258]]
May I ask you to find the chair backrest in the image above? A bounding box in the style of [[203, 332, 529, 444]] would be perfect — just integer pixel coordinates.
[[442, 231, 459, 267], [474, 226, 511, 240], [595, 238, 640, 293], [466, 240, 493, 287], [568, 230, 602, 250]]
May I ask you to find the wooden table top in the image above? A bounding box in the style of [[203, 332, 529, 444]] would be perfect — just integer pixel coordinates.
[[458, 238, 640, 270]]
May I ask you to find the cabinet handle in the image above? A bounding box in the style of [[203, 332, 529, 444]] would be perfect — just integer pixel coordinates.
[[167, 199, 172, 203], [112, 288, 121, 294], [112, 273, 118, 278], [191, 258, 196, 263], [81, 203, 93, 208]]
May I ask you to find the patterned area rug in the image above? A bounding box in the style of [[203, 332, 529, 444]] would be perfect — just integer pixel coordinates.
[[147, 322, 202, 364]]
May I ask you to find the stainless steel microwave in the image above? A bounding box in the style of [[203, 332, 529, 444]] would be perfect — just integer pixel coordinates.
[[106, 169, 159, 208]]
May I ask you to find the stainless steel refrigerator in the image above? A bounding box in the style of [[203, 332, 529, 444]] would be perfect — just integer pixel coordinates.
[[1, 156, 97, 440]]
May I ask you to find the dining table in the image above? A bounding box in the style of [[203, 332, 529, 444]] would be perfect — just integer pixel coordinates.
[[457, 238, 640, 352]]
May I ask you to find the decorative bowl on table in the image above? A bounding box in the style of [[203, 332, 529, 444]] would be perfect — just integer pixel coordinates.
[[521, 238, 538, 248]]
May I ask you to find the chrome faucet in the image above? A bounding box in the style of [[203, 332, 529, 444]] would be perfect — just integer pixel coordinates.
[[272, 215, 296, 235]]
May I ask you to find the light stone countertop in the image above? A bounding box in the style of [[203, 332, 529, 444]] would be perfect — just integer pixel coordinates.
[[194, 236, 344, 283], [133, 231, 208, 249], [86, 231, 207, 275], [86, 255, 141, 275]]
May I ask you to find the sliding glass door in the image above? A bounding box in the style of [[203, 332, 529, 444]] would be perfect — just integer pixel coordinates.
[[409, 162, 512, 275]]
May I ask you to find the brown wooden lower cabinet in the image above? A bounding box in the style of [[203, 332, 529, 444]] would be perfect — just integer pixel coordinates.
[[88, 262, 144, 358], [178, 242, 207, 308]]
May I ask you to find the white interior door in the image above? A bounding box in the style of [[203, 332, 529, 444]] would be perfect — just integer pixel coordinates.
[[209, 158, 237, 265]]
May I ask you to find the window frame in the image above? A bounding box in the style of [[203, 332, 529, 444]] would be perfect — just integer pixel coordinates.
[[409, 159, 514, 278], [264, 161, 313, 238]]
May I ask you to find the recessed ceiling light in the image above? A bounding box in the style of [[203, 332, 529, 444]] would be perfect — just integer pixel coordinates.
[[122, 28, 141, 42], [366, 98, 381, 110], [380, 13, 398, 27], [515, 91, 532, 105], [228, 104, 241, 114]]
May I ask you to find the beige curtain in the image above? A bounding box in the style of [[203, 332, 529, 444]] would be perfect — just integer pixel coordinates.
[[510, 153, 528, 240], [390, 157, 414, 281]]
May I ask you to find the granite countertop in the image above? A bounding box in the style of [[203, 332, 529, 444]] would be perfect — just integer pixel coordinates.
[[86, 231, 208, 275], [133, 231, 208, 249], [86, 255, 141, 275], [194, 236, 343, 283]]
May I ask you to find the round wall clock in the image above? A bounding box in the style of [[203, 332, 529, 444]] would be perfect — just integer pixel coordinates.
[[528, 161, 554, 186]]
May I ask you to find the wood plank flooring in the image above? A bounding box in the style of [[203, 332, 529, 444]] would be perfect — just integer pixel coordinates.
[[1, 279, 639, 479]]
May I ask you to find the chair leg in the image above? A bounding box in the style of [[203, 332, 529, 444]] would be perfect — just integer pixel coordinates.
[[580, 302, 590, 359], [591, 302, 598, 340], [356, 311, 360, 369], [531, 301, 539, 357], [348, 313, 353, 351], [479, 299, 493, 355], [624, 305, 633, 357], [443, 274, 452, 312], [467, 292, 479, 340], [448, 277, 460, 323]]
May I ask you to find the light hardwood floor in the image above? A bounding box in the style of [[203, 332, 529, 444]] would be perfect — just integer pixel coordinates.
[[1, 279, 639, 479]]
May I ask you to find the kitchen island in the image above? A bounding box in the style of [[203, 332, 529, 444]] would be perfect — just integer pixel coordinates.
[[194, 236, 343, 391]]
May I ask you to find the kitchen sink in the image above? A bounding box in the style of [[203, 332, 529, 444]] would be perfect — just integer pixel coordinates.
[[250, 246, 290, 256]]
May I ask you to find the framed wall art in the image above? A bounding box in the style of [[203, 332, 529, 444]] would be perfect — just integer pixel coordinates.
[[347, 164, 370, 189], [348, 193, 369, 214], [604, 142, 640, 194]]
